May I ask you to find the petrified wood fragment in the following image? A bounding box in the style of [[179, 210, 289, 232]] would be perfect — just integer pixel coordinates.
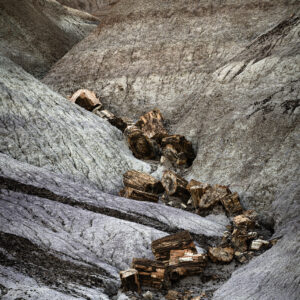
[[220, 191, 243, 216], [70, 89, 101, 111], [135, 109, 168, 141], [161, 135, 196, 166], [151, 231, 197, 262], [123, 170, 164, 194], [168, 249, 207, 280], [132, 258, 168, 289], [93, 108, 127, 132], [186, 179, 211, 209], [233, 215, 255, 231], [250, 239, 269, 251], [231, 228, 248, 252], [208, 247, 234, 263], [120, 269, 140, 293], [119, 187, 159, 203], [124, 126, 158, 159], [161, 171, 190, 202]]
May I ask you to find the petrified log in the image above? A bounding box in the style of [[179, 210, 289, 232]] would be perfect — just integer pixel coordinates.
[[135, 109, 168, 141], [208, 247, 234, 263], [93, 108, 127, 132], [161, 135, 196, 166], [120, 268, 140, 293], [161, 171, 190, 202], [123, 170, 164, 194], [151, 231, 197, 262], [220, 191, 243, 216], [168, 250, 207, 280], [233, 215, 255, 231], [231, 228, 248, 252], [162, 144, 188, 166], [119, 187, 159, 203], [186, 180, 211, 209], [70, 89, 101, 111], [132, 258, 168, 289], [124, 126, 158, 160]]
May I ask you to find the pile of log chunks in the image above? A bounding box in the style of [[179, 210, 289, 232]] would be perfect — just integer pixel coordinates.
[[120, 231, 208, 292], [119, 170, 164, 203], [126, 109, 196, 167]]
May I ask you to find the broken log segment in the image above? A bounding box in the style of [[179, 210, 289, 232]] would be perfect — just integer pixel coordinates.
[[220, 191, 243, 216], [70, 89, 101, 111], [168, 249, 207, 280], [186, 179, 211, 209], [161, 135, 196, 166], [161, 170, 190, 202], [208, 247, 234, 263], [120, 269, 140, 293], [135, 109, 168, 141], [119, 187, 159, 203], [93, 108, 127, 132], [124, 126, 158, 160], [123, 170, 164, 194], [132, 258, 169, 289], [151, 231, 197, 262]]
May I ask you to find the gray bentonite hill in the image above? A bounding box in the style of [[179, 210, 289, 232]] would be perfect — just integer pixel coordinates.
[[0, 0, 300, 299]]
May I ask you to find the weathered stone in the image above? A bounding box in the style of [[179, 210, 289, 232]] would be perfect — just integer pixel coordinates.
[[233, 215, 255, 231], [151, 231, 197, 262], [70, 89, 101, 111], [161, 170, 190, 202], [208, 247, 234, 263], [93, 109, 127, 132], [119, 187, 159, 203], [124, 126, 158, 160], [250, 239, 270, 251], [120, 269, 140, 293], [123, 170, 164, 194], [135, 109, 168, 141], [161, 135, 196, 166]]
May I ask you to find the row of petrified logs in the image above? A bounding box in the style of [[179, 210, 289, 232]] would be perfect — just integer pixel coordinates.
[[68, 89, 196, 167], [119, 169, 243, 217], [120, 231, 207, 292], [120, 220, 273, 293]]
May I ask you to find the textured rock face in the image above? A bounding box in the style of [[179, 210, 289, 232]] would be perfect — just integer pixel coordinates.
[[0, 154, 227, 298], [43, 0, 300, 217], [0, 0, 99, 78], [0, 56, 150, 194], [57, 0, 116, 14]]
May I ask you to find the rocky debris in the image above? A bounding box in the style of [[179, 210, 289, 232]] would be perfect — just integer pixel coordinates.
[[121, 232, 207, 293], [135, 109, 168, 142], [208, 247, 234, 264], [152, 231, 197, 262], [120, 269, 140, 293], [131, 259, 168, 289], [187, 180, 243, 216], [124, 126, 159, 160], [162, 171, 190, 203], [142, 290, 154, 299], [93, 109, 128, 132], [70, 88, 102, 111], [161, 135, 196, 167], [250, 239, 270, 251], [119, 187, 159, 203], [123, 170, 164, 194]]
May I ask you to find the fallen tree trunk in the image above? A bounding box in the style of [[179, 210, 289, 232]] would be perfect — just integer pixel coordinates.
[[161, 170, 190, 202], [119, 187, 159, 203], [132, 258, 169, 289], [123, 170, 164, 194], [151, 231, 197, 262]]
